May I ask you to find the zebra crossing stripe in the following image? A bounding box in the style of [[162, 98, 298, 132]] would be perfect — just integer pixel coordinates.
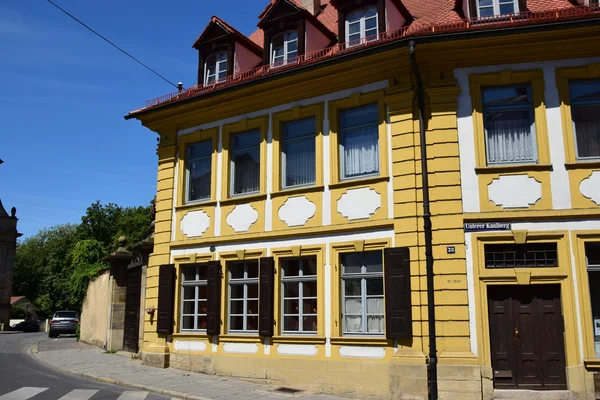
[[0, 387, 49, 400], [116, 392, 149, 400], [57, 390, 99, 400]]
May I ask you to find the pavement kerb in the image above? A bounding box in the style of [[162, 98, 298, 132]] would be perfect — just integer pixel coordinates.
[[29, 342, 212, 400]]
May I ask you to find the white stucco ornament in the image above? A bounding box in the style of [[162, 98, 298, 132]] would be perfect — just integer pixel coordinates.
[[276, 344, 318, 356], [337, 187, 381, 220], [174, 340, 206, 352], [580, 171, 600, 205], [180, 211, 210, 237], [339, 346, 386, 359], [278, 196, 317, 227], [488, 175, 542, 209], [226, 204, 259, 232]]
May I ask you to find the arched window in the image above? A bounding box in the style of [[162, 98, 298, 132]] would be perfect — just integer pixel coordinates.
[[270, 30, 298, 66], [204, 51, 228, 85], [345, 6, 378, 45]]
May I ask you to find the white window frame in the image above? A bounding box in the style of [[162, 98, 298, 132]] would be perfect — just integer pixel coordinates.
[[281, 117, 316, 189], [281, 257, 318, 335], [482, 84, 538, 166], [185, 140, 212, 203], [230, 129, 261, 197], [270, 30, 299, 66], [476, 0, 519, 17], [340, 251, 384, 336], [569, 79, 600, 161], [180, 265, 208, 332], [345, 6, 379, 45], [228, 261, 259, 334], [204, 51, 228, 85]]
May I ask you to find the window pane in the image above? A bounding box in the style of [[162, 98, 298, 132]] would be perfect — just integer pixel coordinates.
[[197, 316, 207, 330], [341, 252, 363, 274], [344, 316, 362, 332], [341, 104, 379, 178], [197, 301, 207, 315], [303, 298, 318, 315], [284, 282, 299, 298], [284, 316, 299, 331], [367, 297, 384, 314], [230, 284, 244, 299], [198, 285, 207, 299], [483, 86, 530, 106], [499, 2, 515, 14], [344, 297, 362, 314], [246, 316, 258, 331], [479, 6, 494, 17], [230, 300, 244, 315], [232, 148, 260, 195], [230, 316, 244, 331], [247, 261, 259, 279], [365, 16, 377, 31], [247, 283, 258, 298], [230, 263, 245, 279], [367, 316, 384, 333], [283, 138, 315, 187], [344, 279, 361, 296], [189, 140, 212, 158], [348, 21, 361, 35], [183, 286, 195, 300], [303, 316, 317, 332], [303, 281, 317, 297], [283, 118, 315, 139], [479, 0, 493, 6], [586, 243, 600, 266], [347, 11, 362, 23], [284, 299, 299, 314], [182, 301, 195, 314], [364, 251, 383, 273], [365, 6, 377, 18], [283, 259, 300, 277], [182, 266, 197, 282], [366, 279, 383, 296], [570, 81, 600, 160], [182, 316, 194, 330], [304, 258, 317, 276], [187, 141, 212, 202], [341, 103, 378, 128], [247, 300, 259, 315]]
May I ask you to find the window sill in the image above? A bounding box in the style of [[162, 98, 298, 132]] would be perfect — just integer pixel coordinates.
[[175, 201, 218, 211], [172, 332, 209, 339], [271, 185, 325, 199], [272, 335, 326, 344], [565, 161, 600, 170], [219, 334, 261, 343], [474, 164, 552, 174], [584, 358, 600, 370], [220, 193, 267, 206], [329, 175, 389, 190], [330, 336, 392, 346]]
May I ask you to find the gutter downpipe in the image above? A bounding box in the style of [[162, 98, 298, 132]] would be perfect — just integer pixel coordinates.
[[409, 40, 438, 400]]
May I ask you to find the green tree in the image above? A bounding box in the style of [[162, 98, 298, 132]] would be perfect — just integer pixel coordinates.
[[68, 239, 107, 311]]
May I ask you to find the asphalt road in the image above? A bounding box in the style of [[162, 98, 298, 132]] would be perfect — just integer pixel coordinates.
[[0, 333, 171, 400]]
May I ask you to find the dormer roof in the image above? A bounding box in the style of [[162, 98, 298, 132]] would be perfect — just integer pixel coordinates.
[[193, 16, 263, 58], [258, 0, 338, 43]]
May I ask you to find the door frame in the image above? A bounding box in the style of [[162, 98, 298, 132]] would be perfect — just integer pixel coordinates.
[[471, 231, 581, 387]]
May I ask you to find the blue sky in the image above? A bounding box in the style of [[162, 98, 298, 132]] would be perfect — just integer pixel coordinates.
[[0, 0, 265, 238]]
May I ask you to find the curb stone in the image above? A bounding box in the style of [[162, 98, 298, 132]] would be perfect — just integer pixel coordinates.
[[29, 343, 211, 400]]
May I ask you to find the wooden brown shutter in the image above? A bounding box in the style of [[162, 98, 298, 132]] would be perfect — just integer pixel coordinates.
[[206, 261, 222, 336], [157, 264, 175, 335], [259, 257, 275, 337], [384, 247, 413, 339]]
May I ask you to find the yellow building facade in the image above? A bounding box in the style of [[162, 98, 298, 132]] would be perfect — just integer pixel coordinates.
[[127, 0, 600, 398]]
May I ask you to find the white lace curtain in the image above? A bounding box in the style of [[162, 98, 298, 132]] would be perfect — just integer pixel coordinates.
[[342, 126, 379, 178], [485, 109, 534, 164], [344, 294, 384, 333]]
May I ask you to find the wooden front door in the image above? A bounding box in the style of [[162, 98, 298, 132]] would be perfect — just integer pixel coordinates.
[[123, 266, 142, 353], [488, 284, 567, 390]]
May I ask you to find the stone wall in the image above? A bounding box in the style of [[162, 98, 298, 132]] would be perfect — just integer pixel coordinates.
[[80, 270, 110, 349]]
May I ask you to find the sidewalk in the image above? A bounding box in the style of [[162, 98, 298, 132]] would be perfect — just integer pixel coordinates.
[[32, 339, 350, 400]]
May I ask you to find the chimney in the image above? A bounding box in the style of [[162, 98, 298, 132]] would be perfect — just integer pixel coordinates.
[[302, 0, 321, 15]]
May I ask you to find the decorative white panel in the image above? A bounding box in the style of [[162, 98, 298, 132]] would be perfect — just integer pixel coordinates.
[[337, 187, 381, 220], [488, 175, 541, 209], [222, 343, 259, 354], [180, 211, 210, 237], [276, 344, 318, 356], [278, 196, 316, 227], [174, 340, 206, 352], [580, 171, 600, 205], [226, 204, 259, 232], [339, 346, 386, 359]]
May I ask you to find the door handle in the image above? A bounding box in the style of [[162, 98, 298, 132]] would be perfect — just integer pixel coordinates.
[[514, 328, 519, 338]]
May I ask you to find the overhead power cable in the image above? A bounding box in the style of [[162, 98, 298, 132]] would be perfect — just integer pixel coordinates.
[[45, 0, 179, 89]]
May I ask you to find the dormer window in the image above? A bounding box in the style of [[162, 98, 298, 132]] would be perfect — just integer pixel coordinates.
[[477, 0, 519, 17], [346, 6, 379, 44], [271, 31, 299, 66], [205, 52, 228, 85]]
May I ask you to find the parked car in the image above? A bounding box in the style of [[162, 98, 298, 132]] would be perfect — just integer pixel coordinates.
[[48, 310, 79, 338], [11, 319, 39, 333]]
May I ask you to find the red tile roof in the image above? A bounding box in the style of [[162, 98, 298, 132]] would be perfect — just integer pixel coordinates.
[[131, 0, 599, 113], [10, 296, 25, 305]]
